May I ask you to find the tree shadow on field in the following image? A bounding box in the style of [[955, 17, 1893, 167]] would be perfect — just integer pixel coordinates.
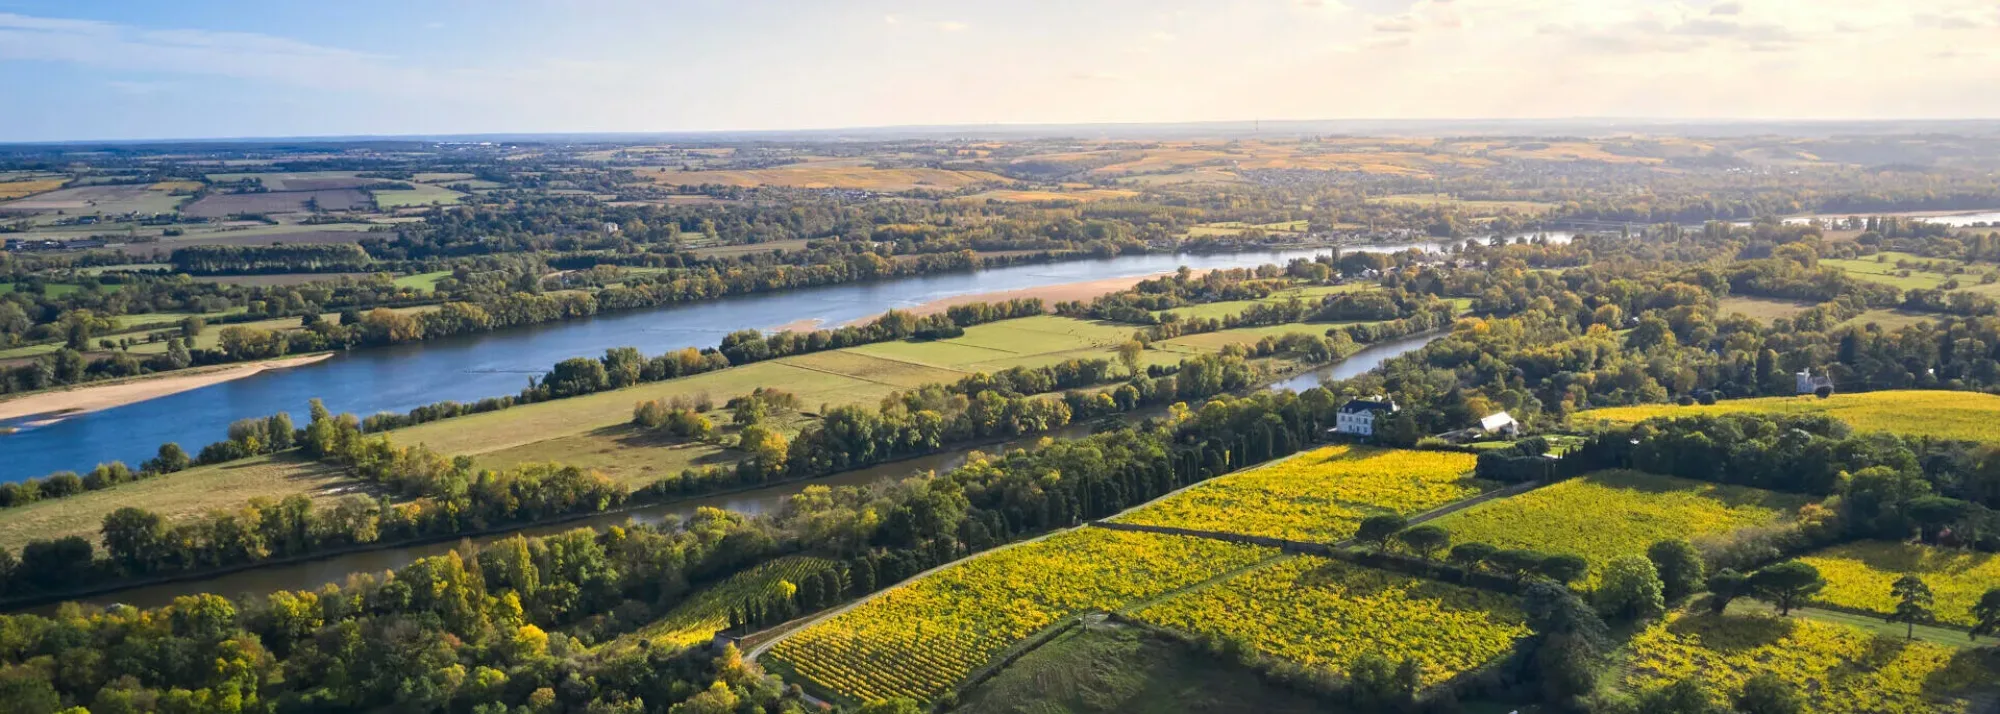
[[1665, 611, 1794, 653], [1923, 648, 2000, 703]]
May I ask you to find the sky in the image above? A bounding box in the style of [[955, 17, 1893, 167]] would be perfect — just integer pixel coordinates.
[[2, 0, 1998, 142]]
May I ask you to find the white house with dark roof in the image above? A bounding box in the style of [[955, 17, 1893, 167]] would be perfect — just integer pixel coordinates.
[[1479, 411, 1520, 437], [1795, 368, 1834, 396], [1334, 397, 1397, 437]]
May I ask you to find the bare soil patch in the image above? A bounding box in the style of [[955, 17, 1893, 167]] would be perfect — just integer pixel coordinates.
[[182, 189, 369, 217]]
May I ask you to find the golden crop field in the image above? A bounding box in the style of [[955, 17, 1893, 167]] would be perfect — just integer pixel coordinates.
[[1133, 557, 1527, 688], [1366, 194, 1558, 215], [1622, 611, 1998, 714], [647, 164, 1005, 191], [606, 555, 839, 654], [1431, 470, 1809, 583], [0, 178, 66, 199], [1112, 445, 1485, 543], [1487, 141, 1665, 164], [953, 189, 1138, 203], [1799, 541, 2000, 628], [766, 529, 1276, 704], [1578, 390, 2000, 445]]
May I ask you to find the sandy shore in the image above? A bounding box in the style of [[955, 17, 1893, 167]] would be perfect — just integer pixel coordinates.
[[769, 317, 825, 333], [0, 353, 335, 424], [842, 273, 1184, 327]]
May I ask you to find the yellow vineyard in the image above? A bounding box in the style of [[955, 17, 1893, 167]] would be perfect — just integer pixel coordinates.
[[1431, 470, 1809, 583], [1799, 541, 2000, 628], [1623, 612, 1996, 714], [1133, 557, 1527, 688], [766, 528, 1275, 704], [1112, 445, 1484, 542], [1579, 390, 2000, 445]]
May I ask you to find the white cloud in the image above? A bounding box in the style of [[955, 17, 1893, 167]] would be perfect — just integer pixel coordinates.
[[938, 20, 969, 32]]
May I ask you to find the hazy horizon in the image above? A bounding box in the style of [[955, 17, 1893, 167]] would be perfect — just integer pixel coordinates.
[[4, 0, 1999, 142]]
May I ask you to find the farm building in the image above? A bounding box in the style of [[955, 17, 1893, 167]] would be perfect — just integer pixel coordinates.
[[1479, 411, 1520, 436], [1332, 397, 1397, 437], [1795, 368, 1835, 396]]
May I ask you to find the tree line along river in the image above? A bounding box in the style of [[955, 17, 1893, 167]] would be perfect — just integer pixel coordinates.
[[41, 332, 1441, 612], [3, 245, 1457, 481]]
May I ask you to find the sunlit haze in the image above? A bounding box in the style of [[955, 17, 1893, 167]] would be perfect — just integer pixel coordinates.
[[3, 0, 1998, 141]]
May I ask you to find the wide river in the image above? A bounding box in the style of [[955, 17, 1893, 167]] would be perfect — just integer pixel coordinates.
[[6, 245, 1470, 481], [50, 330, 1441, 611]]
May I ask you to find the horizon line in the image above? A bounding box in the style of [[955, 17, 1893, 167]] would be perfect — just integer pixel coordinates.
[[8, 116, 2000, 148]]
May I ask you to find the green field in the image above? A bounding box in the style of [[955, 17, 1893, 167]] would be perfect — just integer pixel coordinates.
[[1430, 470, 1810, 583], [394, 271, 452, 291], [1837, 308, 1938, 331], [371, 183, 466, 208], [1821, 251, 2000, 297], [1185, 219, 1310, 237], [1717, 296, 1815, 322], [1579, 390, 2000, 445], [1152, 284, 1373, 321], [953, 625, 1334, 714], [847, 315, 1165, 373], [0, 454, 355, 554], [688, 238, 814, 258], [0, 282, 87, 297], [1158, 323, 1344, 352]]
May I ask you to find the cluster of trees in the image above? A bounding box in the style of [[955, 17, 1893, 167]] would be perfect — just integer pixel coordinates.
[[0, 510, 828, 712], [1608, 413, 2000, 552], [169, 244, 373, 275], [633, 398, 716, 439], [716, 298, 1043, 365]]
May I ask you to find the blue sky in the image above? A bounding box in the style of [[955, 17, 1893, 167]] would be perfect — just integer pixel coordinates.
[[3, 0, 1997, 142]]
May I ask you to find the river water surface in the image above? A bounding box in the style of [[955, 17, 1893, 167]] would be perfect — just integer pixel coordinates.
[[9, 247, 1447, 480]]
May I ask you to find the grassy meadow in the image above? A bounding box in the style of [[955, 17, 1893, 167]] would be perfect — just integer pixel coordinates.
[[0, 455, 354, 554], [1821, 251, 2000, 297], [952, 625, 1330, 714], [1717, 296, 1815, 323], [1151, 283, 1372, 321], [1578, 390, 2000, 445], [372, 183, 467, 208]]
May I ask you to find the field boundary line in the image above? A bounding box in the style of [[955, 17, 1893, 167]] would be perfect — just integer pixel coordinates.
[[808, 349, 976, 374], [1115, 553, 1292, 616], [767, 360, 910, 389]]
